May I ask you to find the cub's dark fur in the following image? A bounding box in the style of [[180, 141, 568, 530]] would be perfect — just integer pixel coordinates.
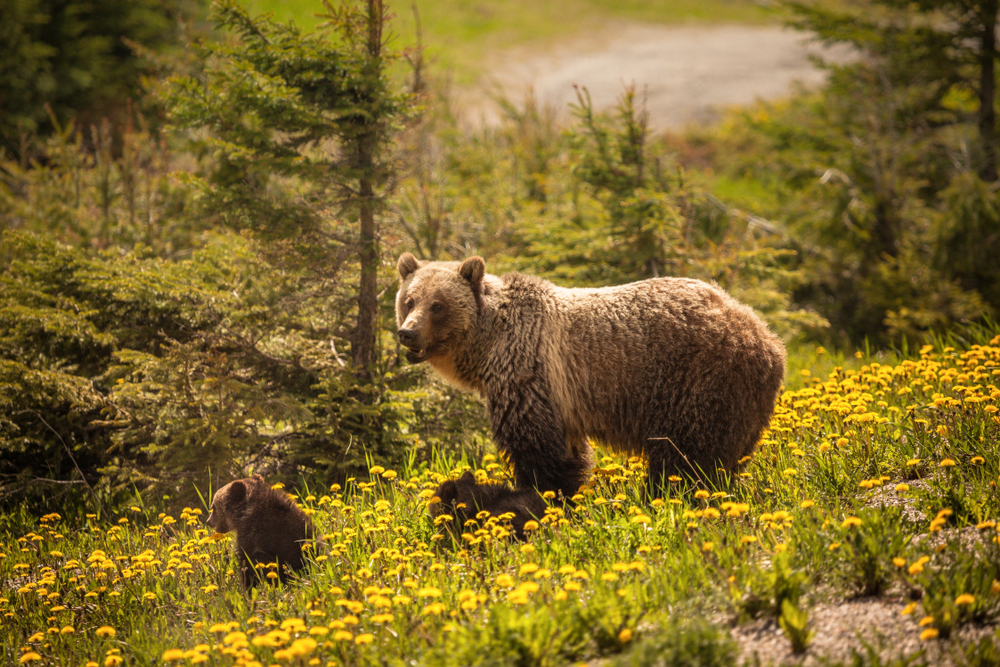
[[205, 474, 315, 588], [431, 471, 546, 541]]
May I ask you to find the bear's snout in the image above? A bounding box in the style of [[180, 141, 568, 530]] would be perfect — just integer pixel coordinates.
[[397, 328, 417, 347]]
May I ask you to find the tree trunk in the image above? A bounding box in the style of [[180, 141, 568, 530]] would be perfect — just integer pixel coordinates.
[[351, 0, 384, 378], [978, 0, 998, 182]]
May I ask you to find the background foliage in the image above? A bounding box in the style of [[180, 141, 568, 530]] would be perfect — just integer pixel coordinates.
[[1, 0, 999, 514]]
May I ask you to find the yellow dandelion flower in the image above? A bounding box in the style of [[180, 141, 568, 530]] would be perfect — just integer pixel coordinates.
[[523, 520, 539, 531], [901, 603, 917, 615], [368, 466, 385, 475], [19, 654, 42, 664], [895, 483, 910, 492], [920, 628, 939, 641], [841, 517, 863, 529], [955, 594, 975, 606], [618, 628, 633, 643], [694, 490, 710, 500], [333, 630, 353, 641], [355, 633, 375, 645], [495, 574, 515, 587], [95, 626, 116, 638], [800, 500, 815, 509], [702, 542, 714, 552], [918, 616, 935, 627], [939, 458, 956, 467], [893, 558, 907, 568], [162, 649, 186, 662], [421, 603, 445, 616]]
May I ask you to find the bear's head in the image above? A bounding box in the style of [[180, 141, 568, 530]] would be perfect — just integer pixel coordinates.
[[395, 253, 485, 365], [205, 474, 267, 533]]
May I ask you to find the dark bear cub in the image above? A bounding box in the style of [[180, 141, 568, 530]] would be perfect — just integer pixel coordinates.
[[431, 471, 547, 541], [205, 474, 315, 589]]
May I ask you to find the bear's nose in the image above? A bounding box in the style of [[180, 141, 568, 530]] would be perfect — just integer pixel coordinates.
[[397, 329, 417, 347]]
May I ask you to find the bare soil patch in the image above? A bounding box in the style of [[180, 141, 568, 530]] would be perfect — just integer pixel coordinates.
[[456, 22, 855, 130]]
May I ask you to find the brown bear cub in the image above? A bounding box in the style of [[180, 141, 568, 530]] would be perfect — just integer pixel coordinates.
[[205, 474, 315, 589], [396, 252, 786, 500], [431, 471, 547, 541]]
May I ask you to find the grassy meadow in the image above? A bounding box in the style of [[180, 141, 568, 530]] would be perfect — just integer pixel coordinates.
[[244, 0, 773, 83], [4, 332, 1000, 666]]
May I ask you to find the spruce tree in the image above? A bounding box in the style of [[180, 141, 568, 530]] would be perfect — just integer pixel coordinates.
[[164, 0, 406, 380]]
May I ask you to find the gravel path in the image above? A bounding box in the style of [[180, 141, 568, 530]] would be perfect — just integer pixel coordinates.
[[457, 22, 855, 130]]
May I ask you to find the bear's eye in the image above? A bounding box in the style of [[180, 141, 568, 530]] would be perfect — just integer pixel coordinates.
[[404, 298, 415, 312], [431, 302, 444, 314]]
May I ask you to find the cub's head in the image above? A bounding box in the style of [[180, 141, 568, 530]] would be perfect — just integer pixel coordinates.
[[205, 474, 267, 533], [395, 253, 486, 364]]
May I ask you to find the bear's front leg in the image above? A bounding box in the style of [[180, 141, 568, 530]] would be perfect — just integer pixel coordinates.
[[488, 384, 589, 497]]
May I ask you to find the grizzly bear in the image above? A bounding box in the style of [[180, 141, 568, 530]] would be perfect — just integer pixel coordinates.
[[205, 474, 315, 589], [395, 252, 786, 496], [431, 471, 547, 541]]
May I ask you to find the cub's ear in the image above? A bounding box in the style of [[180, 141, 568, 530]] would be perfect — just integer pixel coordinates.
[[459, 256, 485, 289], [398, 253, 421, 280], [458, 471, 477, 486], [228, 480, 247, 503], [435, 480, 459, 507]]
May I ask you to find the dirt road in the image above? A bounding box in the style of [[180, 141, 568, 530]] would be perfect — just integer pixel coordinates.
[[458, 23, 854, 130]]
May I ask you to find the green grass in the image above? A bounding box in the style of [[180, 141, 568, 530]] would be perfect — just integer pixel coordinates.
[[244, 0, 775, 84], [4, 331, 1000, 666]]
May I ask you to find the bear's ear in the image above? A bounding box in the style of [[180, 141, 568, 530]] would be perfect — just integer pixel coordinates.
[[397, 253, 421, 280], [228, 480, 247, 504], [459, 256, 485, 289], [458, 471, 477, 486], [434, 480, 458, 507]]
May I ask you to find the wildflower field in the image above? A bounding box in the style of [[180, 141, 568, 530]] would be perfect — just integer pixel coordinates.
[[4, 334, 1000, 667]]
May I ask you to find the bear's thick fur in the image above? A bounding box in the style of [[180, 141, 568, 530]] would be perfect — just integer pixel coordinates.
[[431, 471, 546, 541], [205, 474, 315, 588], [396, 253, 786, 496]]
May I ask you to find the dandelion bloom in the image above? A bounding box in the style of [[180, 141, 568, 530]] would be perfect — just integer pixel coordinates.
[[939, 459, 956, 467], [95, 626, 116, 638], [355, 633, 375, 645], [895, 484, 910, 492], [799, 500, 815, 509], [523, 520, 539, 531], [19, 654, 41, 664], [918, 616, 934, 627], [955, 594, 975, 606], [495, 574, 515, 587], [618, 628, 633, 642], [841, 517, 863, 528], [162, 649, 185, 662], [892, 558, 907, 568], [920, 628, 939, 641]]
